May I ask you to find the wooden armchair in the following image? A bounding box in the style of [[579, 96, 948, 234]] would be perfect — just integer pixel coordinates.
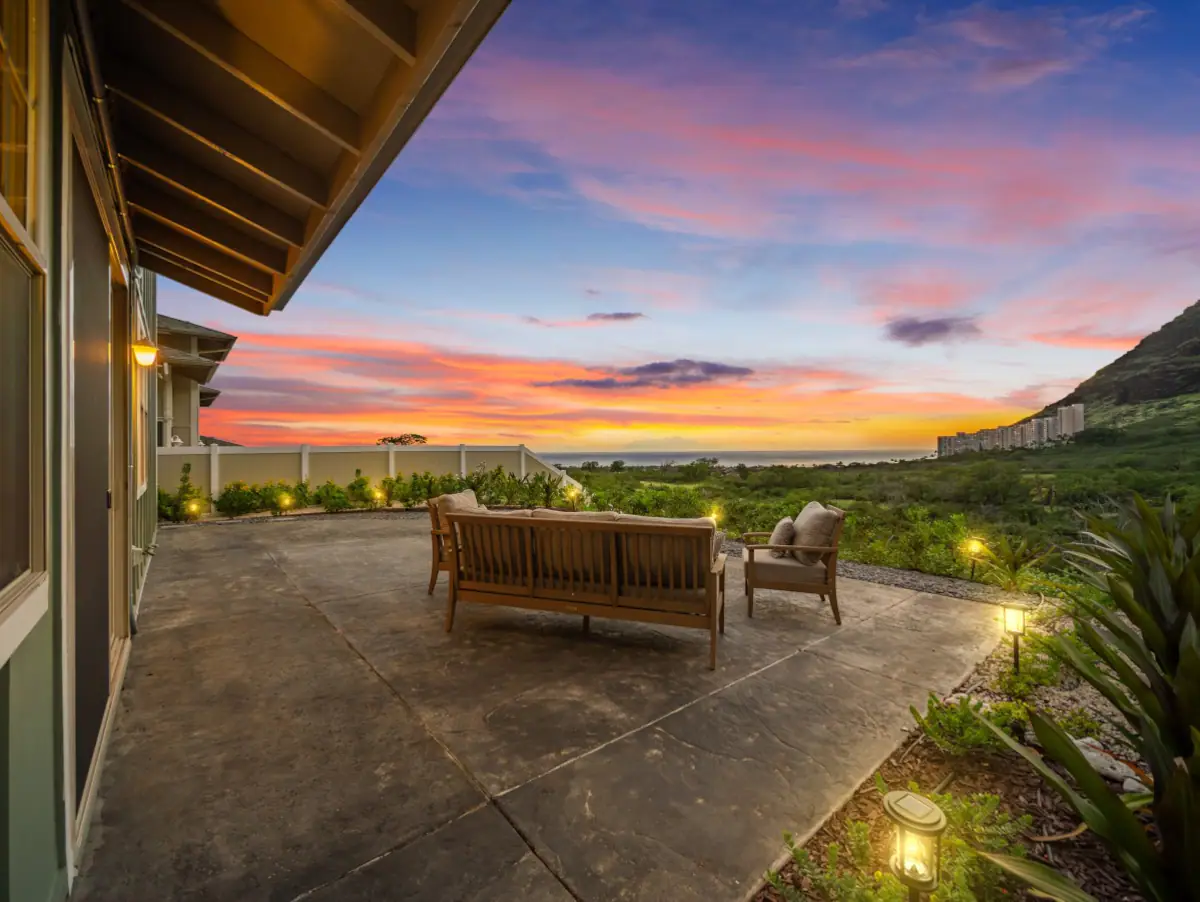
[[426, 500, 451, 594], [743, 506, 846, 624]]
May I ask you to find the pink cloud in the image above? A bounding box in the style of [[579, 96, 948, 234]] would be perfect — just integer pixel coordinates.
[[1026, 328, 1142, 351]]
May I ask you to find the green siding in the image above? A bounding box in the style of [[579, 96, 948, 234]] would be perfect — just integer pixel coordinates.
[[2, 613, 64, 902]]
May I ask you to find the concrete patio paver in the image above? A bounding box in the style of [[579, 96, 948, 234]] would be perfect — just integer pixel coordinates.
[[76, 513, 999, 902]]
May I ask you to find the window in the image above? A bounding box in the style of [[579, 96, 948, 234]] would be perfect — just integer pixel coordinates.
[[0, 0, 31, 227], [0, 234, 33, 592]]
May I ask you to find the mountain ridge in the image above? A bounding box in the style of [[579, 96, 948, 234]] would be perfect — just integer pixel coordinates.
[[1036, 300, 1200, 421]]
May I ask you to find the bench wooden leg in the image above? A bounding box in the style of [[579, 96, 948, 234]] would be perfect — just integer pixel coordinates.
[[444, 588, 457, 632], [719, 597, 725, 634], [582, 615, 590, 635], [428, 564, 439, 595], [709, 621, 718, 670], [829, 586, 841, 625], [746, 586, 754, 619]]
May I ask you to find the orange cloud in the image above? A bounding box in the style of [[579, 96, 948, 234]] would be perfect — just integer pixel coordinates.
[[1026, 329, 1142, 351]]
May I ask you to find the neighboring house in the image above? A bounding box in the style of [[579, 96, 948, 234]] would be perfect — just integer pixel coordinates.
[[0, 3, 507, 900], [155, 314, 237, 448]]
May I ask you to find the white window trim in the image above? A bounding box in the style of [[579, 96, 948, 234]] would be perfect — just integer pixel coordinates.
[[0, 573, 49, 666]]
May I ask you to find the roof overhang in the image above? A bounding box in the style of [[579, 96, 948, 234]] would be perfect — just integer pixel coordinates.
[[79, 0, 509, 316]]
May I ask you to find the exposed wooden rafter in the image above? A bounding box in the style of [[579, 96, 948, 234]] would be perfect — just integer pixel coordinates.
[[133, 214, 276, 296], [329, 0, 418, 65], [106, 64, 329, 208], [139, 250, 268, 316], [121, 0, 363, 153], [119, 135, 306, 247], [126, 177, 289, 274]]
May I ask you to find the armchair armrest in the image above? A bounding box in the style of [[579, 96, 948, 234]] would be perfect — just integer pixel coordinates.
[[711, 553, 727, 574]]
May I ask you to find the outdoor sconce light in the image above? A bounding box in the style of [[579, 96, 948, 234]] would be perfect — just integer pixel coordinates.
[[884, 790, 947, 901], [132, 343, 158, 367], [1002, 601, 1030, 674], [961, 537, 986, 579]]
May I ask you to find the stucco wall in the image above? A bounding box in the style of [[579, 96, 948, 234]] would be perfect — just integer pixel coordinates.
[[464, 449, 521, 474], [170, 377, 195, 446], [387, 449, 461, 477], [222, 453, 302, 487], [308, 451, 389, 485]]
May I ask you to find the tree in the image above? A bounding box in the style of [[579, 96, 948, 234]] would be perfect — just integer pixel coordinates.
[[610, 460, 626, 472], [581, 460, 601, 471], [377, 434, 427, 446]]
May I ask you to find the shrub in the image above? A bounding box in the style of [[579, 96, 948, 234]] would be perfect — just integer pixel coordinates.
[[314, 480, 352, 513], [990, 633, 1062, 699], [1057, 708, 1103, 741], [213, 481, 260, 518], [911, 694, 1026, 755], [345, 469, 385, 509], [158, 462, 205, 521], [381, 475, 411, 506]]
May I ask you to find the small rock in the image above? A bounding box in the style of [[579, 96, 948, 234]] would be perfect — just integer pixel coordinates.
[[1123, 778, 1150, 794], [1073, 737, 1137, 782]]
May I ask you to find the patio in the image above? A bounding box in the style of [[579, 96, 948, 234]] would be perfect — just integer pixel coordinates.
[[75, 512, 1000, 902]]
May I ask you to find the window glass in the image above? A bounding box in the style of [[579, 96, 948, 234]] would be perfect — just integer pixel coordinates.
[[0, 235, 32, 590], [0, 0, 31, 226]]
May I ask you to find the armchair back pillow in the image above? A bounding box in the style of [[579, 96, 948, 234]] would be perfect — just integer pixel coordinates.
[[792, 501, 839, 565]]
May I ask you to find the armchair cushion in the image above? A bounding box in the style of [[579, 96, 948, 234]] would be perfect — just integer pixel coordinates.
[[793, 502, 840, 565], [767, 517, 795, 558], [751, 555, 827, 585], [434, 489, 487, 521]]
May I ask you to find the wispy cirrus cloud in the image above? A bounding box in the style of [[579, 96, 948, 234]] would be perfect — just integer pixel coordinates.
[[523, 311, 647, 327]]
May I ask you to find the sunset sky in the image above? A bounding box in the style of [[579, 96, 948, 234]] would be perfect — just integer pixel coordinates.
[[161, 0, 1200, 453]]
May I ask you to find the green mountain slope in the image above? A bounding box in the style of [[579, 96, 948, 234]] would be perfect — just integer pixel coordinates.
[[1038, 300, 1200, 426]]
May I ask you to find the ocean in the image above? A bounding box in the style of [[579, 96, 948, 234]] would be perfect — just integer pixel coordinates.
[[542, 450, 933, 468]]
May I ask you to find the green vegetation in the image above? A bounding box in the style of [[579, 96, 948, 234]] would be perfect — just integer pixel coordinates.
[[974, 496, 1200, 902], [566, 400, 1200, 585], [157, 462, 206, 522], [911, 695, 1027, 756], [768, 782, 1031, 902], [195, 464, 570, 520]]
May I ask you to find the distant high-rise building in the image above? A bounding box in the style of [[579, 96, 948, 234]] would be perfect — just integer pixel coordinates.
[[934, 404, 1084, 457], [1057, 403, 1085, 437]]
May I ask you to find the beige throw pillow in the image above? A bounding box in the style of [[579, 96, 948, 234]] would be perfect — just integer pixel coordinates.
[[767, 517, 795, 558], [792, 502, 839, 565], [435, 489, 486, 521]]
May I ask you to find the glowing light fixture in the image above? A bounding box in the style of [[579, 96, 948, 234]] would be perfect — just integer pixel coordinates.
[[185, 500, 201, 516], [1002, 600, 1031, 673], [708, 506, 721, 523], [961, 537, 986, 580], [279, 494, 292, 509], [884, 790, 946, 900], [132, 343, 158, 367], [373, 488, 384, 501]]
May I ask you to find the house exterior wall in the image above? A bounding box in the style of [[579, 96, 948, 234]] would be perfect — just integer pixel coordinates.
[[170, 376, 197, 446]]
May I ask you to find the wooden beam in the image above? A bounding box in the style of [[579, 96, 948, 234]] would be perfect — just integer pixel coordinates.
[[140, 250, 268, 316], [120, 136, 307, 247], [139, 244, 269, 304], [107, 63, 329, 208], [133, 214, 275, 295], [126, 177, 289, 274], [330, 0, 418, 65], [122, 0, 362, 153]]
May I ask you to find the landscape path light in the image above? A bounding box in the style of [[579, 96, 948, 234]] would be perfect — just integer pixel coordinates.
[[566, 485, 580, 511], [279, 493, 292, 510], [883, 790, 947, 902], [185, 500, 201, 517], [961, 537, 986, 580], [708, 506, 721, 523], [132, 342, 158, 367], [1002, 600, 1030, 674]]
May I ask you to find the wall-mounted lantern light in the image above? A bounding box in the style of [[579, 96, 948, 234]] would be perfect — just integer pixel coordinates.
[[884, 790, 947, 901], [1002, 600, 1030, 673], [132, 342, 158, 367]]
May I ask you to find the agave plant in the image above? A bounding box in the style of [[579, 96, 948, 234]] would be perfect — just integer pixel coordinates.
[[978, 535, 1049, 593], [974, 496, 1200, 902]]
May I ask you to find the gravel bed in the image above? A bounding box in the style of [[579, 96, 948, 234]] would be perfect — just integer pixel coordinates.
[[722, 540, 1007, 603]]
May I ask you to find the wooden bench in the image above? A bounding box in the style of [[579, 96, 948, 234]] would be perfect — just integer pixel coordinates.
[[444, 510, 728, 668]]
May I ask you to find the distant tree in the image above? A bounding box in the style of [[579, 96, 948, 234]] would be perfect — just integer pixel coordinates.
[[610, 460, 626, 472], [581, 460, 602, 471], [735, 463, 750, 481], [680, 457, 719, 482], [1073, 426, 1123, 446], [377, 434, 427, 445]]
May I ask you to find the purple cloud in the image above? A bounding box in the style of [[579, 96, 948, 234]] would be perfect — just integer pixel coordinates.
[[885, 316, 981, 346], [586, 312, 645, 322], [539, 358, 753, 390]]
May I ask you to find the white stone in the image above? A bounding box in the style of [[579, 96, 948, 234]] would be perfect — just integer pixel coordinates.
[[1073, 737, 1137, 782], [1123, 778, 1150, 794]]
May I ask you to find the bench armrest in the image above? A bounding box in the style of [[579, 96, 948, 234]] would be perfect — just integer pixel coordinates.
[[711, 553, 727, 574]]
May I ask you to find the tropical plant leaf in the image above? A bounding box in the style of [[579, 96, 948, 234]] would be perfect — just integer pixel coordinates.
[[974, 851, 1098, 902]]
